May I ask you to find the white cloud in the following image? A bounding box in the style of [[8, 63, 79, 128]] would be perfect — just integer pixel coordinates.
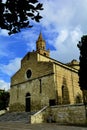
[[55, 30, 69, 48], [0, 58, 21, 76], [2, 0, 6, 3], [41, 0, 74, 28], [39, 0, 87, 62], [50, 27, 82, 63], [0, 80, 10, 91], [0, 29, 8, 36]]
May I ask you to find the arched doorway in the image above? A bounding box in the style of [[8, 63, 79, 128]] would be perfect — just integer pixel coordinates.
[[25, 93, 31, 112], [61, 85, 70, 104]]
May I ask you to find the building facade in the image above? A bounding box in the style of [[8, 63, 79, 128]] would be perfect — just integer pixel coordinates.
[[9, 33, 82, 112]]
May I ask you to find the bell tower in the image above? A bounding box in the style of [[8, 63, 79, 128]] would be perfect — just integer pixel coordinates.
[[36, 32, 50, 57]]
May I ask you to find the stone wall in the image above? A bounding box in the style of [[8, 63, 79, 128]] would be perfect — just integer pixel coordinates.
[[0, 110, 6, 115], [10, 74, 56, 112], [30, 104, 87, 125], [53, 63, 82, 105], [9, 103, 25, 112], [11, 53, 53, 86], [30, 106, 49, 124], [50, 104, 86, 124], [37, 53, 82, 105]]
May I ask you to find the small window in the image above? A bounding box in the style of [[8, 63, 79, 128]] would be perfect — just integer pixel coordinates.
[[26, 69, 32, 79], [62, 86, 64, 98], [44, 53, 46, 56], [39, 79, 42, 93]]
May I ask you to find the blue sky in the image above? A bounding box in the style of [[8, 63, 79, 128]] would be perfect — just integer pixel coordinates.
[[0, 0, 87, 90]]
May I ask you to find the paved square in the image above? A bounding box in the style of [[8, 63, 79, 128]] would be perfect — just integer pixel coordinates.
[[0, 122, 87, 130]]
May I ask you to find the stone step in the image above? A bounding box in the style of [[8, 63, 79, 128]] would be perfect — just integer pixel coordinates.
[[0, 112, 35, 123]]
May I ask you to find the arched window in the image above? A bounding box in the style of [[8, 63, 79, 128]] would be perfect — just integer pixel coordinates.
[[26, 69, 32, 79], [76, 93, 82, 103], [62, 85, 64, 99], [44, 53, 46, 56], [61, 85, 70, 104]]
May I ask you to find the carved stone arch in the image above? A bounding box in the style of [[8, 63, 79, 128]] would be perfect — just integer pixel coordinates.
[[61, 77, 70, 104], [61, 85, 70, 104], [75, 93, 82, 103]]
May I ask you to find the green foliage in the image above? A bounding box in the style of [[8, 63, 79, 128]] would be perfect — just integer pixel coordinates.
[[0, 91, 10, 110], [77, 35, 87, 90], [0, 0, 43, 35]]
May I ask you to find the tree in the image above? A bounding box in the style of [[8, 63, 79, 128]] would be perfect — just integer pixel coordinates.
[[77, 35, 87, 90], [0, 0, 43, 35], [0, 90, 10, 110], [77, 35, 87, 104]]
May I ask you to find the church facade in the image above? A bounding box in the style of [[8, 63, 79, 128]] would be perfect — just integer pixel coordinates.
[[9, 33, 82, 112]]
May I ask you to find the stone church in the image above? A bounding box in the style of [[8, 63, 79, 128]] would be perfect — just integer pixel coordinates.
[[9, 33, 82, 112]]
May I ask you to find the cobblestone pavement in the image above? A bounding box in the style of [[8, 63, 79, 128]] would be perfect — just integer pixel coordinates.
[[0, 122, 87, 130]]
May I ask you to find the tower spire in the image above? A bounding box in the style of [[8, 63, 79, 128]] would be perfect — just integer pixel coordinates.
[[36, 32, 50, 57], [38, 32, 43, 41]]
